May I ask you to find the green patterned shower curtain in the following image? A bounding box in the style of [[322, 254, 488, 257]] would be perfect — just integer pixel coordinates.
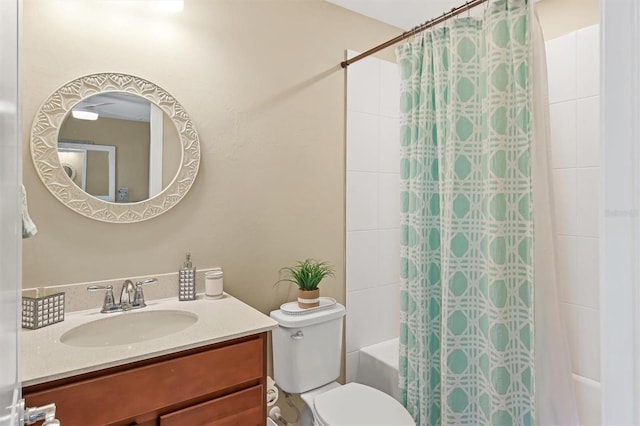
[[397, 1, 534, 425]]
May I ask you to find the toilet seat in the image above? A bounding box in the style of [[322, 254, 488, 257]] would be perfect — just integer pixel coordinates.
[[313, 383, 415, 426]]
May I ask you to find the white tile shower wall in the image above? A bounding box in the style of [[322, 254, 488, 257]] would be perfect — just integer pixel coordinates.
[[346, 51, 400, 383], [546, 25, 601, 425]]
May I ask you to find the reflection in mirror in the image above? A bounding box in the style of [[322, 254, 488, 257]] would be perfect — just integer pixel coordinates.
[[30, 73, 200, 223], [62, 163, 77, 180], [58, 142, 116, 202], [58, 93, 181, 203]]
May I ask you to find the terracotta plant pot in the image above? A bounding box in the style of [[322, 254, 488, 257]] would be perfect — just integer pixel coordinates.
[[297, 289, 320, 309]]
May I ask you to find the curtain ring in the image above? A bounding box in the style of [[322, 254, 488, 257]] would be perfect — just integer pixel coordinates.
[[458, 2, 466, 19]]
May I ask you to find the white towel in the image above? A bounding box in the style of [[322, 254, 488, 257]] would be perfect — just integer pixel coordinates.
[[22, 184, 37, 239]]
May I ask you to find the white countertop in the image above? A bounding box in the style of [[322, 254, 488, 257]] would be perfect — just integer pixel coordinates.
[[22, 293, 278, 387]]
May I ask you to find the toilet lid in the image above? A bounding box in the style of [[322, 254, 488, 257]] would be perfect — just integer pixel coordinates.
[[313, 383, 415, 426]]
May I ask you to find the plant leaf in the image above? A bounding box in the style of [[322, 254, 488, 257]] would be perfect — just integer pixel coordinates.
[[279, 258, 335, 291]]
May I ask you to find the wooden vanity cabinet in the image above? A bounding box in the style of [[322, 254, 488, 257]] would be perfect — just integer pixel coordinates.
[[23, 333, 267, 426]]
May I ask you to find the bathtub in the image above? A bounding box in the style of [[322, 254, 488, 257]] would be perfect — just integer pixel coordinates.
[[357, 338, 400, 401]]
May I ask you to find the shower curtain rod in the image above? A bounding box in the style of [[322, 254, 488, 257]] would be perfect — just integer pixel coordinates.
[[340, 0, 489, 68]]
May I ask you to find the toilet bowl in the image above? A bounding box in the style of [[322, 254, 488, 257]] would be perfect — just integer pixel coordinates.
[[270, 301, 415, 426]]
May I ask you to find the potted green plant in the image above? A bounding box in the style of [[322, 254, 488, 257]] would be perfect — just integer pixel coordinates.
[[280, 258, 334, 309]]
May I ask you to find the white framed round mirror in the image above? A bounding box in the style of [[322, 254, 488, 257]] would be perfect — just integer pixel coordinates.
[[30, 73, 200, 223]]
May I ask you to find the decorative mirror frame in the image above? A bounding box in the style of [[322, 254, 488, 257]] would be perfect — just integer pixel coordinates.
[[30, 73, 200, 223]]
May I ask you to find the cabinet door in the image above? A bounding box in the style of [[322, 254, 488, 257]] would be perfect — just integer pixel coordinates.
[[159, 385, 263, 426], [24, 337, 264, 425]]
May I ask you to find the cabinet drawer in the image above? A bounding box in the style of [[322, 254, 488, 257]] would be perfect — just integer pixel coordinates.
[[160, 384, 263, 426], [24, 337, 263, 426]]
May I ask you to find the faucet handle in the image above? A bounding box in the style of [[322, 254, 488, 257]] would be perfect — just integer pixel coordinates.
[[87, 285, 112, 291], [136, 278, 158, 286], [87, 285, 119, 313], [132, 278, 157, 309]]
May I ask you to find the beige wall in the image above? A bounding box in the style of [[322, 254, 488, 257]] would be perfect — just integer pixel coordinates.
[[536, 0, 599, 40], [22, 1, 399, 318]]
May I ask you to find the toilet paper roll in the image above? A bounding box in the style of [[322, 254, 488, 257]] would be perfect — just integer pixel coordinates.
[[266, 376, 279, 406]]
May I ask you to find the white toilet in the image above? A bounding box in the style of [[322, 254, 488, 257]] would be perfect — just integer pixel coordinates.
[[270, 302, 415, 426]]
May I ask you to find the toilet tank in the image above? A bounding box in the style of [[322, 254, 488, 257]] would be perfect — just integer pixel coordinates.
[[270, 303, 345, 394]]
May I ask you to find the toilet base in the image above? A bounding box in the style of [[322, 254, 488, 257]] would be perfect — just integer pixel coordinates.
[[299, 382, 342, 426], [299, 404, 314, 426]]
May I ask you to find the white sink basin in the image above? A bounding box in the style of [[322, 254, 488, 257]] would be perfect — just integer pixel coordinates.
[[60, 309, 198, 347]]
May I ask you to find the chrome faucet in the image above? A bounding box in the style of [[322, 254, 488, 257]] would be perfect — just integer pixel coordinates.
[[88, 278, 157, 313], [119, 279, 136, 309]]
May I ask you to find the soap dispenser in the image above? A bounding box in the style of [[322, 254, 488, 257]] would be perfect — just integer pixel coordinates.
[[178, 253, 196, 301]]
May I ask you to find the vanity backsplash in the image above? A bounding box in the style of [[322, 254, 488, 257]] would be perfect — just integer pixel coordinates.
[[23, 268, 221, 314]]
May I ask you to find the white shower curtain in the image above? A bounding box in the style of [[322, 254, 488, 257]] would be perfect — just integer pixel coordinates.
[[531, 12, 579, 426]]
